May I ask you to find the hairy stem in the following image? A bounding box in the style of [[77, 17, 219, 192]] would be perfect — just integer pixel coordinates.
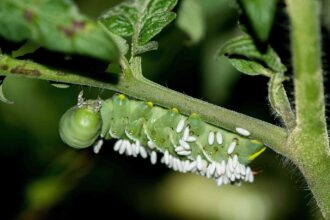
[[0, 54, 288, 155], [286, 0, 330, 218], [268, 73, 296, 131]]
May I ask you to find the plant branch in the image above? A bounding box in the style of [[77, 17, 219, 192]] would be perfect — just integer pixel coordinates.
[[0, 54, 288, 155], [286, 0, 330, 218]]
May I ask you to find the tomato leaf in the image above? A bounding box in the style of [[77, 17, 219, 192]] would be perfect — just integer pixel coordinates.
[[0, 0, 119, 61], [219, 35, 286, 76], [99, 0, 177, 56]]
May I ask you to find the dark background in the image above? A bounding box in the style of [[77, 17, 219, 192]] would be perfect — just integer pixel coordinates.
[[1, 0, 329, 219]]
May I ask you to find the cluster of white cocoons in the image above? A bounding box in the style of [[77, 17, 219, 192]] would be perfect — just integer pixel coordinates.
[[102, 118, 254, 186], [112, 139, 158, 165]]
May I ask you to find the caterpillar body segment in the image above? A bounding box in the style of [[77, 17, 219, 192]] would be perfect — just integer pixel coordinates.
[[59, 100, 102, 149]]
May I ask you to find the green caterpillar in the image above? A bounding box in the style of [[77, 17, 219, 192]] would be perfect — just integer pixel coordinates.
[[59, 91, 266, 186]]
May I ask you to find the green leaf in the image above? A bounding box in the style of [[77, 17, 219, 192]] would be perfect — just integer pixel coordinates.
[[219, 35, 286, 76], [106, 63, 122, 75], [100, 0, 178, 55], [99, 21, 129, 56], [0, 77, 14, 104], [11, 41, 40, 58], [228, 58, 272, 77], [176, 0, 205, 44], [0, 0, 119, 61], [238, 0, 277, 42]]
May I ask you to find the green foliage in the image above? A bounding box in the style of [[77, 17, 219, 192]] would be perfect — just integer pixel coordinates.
[[227, 58, 273, 77], [219, 35, 294, 130], [99, 0, 178, 56], [0, 0, 119, 61], [219, 35, 286, 77], [176, 0, 205, 44], [0, 77, 13, 104], [238, 0, 277, 42], [11, 41, 40, 58]]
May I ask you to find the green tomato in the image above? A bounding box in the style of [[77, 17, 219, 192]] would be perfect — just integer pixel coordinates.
[[59, 106, 102, 149]]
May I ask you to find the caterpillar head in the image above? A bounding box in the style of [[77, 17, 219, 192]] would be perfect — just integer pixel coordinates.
[[59, 91, 102, 149]]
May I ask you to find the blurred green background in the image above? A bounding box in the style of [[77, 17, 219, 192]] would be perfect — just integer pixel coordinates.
[[1, 0, 329, 219]]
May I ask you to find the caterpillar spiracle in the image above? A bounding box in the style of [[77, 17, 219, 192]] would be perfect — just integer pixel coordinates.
[[59, 91, 266, 186]]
